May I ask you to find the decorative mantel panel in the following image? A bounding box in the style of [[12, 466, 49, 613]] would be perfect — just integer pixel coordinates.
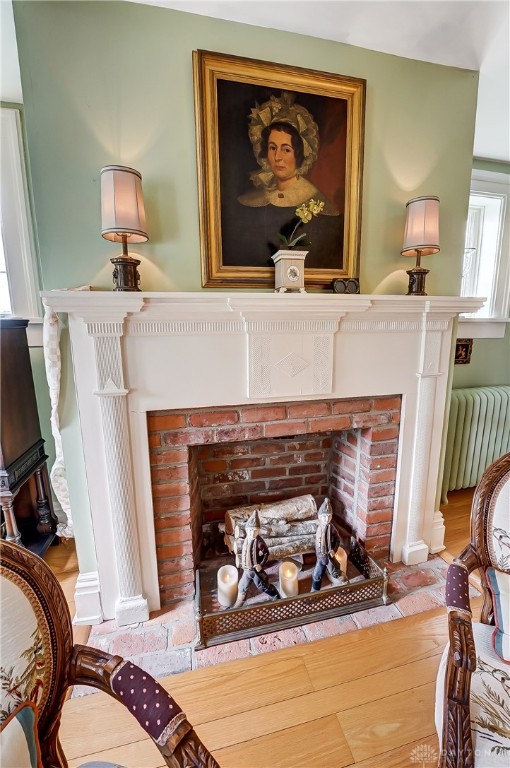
[[247, 319, 341, 398], [42, 291, 484, 625]]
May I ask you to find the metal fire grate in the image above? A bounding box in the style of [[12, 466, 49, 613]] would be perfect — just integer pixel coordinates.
[[195, 539, 388, 648]]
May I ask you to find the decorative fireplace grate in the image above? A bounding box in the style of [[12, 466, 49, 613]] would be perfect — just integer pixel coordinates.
[[195, 539, 388, 647]]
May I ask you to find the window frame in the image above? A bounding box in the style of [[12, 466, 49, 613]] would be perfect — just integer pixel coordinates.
[[459, 169, 510, 338], [0, 105, 42, 345]]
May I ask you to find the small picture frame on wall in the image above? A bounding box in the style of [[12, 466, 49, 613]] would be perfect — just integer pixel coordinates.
[[455, 338, 473, 365], [193, 50, 365, 289]]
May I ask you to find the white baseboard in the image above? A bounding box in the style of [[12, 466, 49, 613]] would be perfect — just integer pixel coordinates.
[[73, 570, 103, 625], [429, 509, 447, 554]]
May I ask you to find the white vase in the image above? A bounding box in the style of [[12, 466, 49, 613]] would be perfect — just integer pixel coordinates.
[[271, 250, 308, 293]]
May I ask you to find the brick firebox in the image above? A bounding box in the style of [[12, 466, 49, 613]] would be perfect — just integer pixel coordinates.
[[148, 395, 401, 607]]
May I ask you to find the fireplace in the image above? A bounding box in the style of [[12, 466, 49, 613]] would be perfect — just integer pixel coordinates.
[[148, 396, 400, 606], [41, 291, 484, 626]]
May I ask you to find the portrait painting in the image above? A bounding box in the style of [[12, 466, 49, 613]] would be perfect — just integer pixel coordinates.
[[193, 51, 366, 289]]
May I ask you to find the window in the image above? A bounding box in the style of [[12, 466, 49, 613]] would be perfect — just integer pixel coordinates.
[[0, 106, 42, 343], [460, 170, 510, 329]]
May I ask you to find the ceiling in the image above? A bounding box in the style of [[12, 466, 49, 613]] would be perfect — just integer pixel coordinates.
[[2, 0, 509, 162]]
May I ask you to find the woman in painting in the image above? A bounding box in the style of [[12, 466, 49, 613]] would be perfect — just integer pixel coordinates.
[[229, 91, 343, 270], [238, 92, 337, 215]]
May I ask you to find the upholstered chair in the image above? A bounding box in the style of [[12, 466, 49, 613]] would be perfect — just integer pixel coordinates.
[[0, 539, 219, 768], [435, 452, 510, 767]]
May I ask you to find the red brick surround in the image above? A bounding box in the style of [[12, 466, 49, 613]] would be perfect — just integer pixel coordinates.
[[148, 396, 401, 606]]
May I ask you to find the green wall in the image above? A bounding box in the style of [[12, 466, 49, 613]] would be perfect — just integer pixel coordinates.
[[13, 1, 481, 571], [453, 327, 510, 388], [14, 1, 478, 296]]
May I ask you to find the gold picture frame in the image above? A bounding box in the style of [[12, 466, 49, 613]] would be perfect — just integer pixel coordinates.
[[193, 50, 366, 289]]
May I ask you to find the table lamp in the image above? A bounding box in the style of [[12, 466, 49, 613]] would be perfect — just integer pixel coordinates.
[[101, 165, 148, 291], [401, 195, 440, 296]]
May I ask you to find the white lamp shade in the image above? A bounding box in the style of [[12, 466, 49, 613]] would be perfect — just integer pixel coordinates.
[[101, 165, 148, 243], [401, 195, 440, 257]]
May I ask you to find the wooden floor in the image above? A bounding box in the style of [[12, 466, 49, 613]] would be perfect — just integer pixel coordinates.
[[60, 601, 481, 768], [55, 491, 474, 767], [440, 487, 474, 556]]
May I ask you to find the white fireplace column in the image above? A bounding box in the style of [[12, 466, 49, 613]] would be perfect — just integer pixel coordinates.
[[86, 316, 149, 625], [402, 311, 448, 565]]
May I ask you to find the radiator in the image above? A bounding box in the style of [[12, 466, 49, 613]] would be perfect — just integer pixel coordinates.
[[442, 385, 510, 501]]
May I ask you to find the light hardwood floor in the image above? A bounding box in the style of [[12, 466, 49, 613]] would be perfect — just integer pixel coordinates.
[[440, 487, 474, 556], [60, 602, 481, 768], [54, 492, 474, 767]]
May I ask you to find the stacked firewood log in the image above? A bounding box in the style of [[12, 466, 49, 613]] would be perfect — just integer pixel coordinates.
[[222, 494, 319, 561]]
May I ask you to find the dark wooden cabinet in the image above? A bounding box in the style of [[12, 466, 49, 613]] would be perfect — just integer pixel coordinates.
[[0, 317, 57, 554]]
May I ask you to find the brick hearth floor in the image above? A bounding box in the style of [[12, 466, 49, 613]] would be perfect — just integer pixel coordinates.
[[71, 553, 478, 697]]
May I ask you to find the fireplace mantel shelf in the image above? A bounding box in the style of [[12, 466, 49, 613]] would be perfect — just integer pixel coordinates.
[[42, 290, 484, 317], [41, 290, 484, 626]]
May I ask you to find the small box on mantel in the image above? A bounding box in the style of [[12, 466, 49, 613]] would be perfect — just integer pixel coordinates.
[[271, 250, 308, 293]]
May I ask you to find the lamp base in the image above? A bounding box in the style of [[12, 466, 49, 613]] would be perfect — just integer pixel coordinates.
[[406, 267, 429, 296], [111, 256, 141, 292]]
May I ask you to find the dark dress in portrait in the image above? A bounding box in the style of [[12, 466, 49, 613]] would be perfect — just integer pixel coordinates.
[[221, 195, 344, 271]]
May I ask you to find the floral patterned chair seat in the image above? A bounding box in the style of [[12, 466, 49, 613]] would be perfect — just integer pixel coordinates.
[[435, 452, 510, 767]]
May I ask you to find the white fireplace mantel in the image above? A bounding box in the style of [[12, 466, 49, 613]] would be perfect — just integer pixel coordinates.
[[42, 291, 484, 625]]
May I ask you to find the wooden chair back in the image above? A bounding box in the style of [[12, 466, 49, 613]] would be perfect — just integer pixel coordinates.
[[465, 452, 510, 624], [1, 540, 73, 764]]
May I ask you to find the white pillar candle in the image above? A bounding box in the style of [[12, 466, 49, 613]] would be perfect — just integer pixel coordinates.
[[217, 565, 238, 607], [279, 561, 299, 598], [334, 546, 348, 577]]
